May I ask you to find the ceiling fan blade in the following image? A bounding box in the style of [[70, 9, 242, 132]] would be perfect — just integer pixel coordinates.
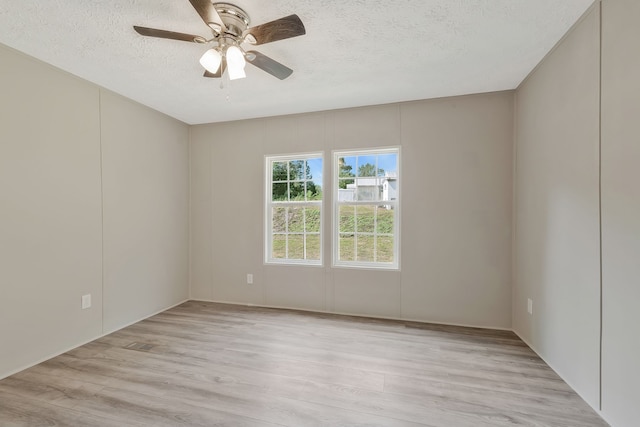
[[246, 51, 293, 80], [189, 0, 226, 32], [245, 14, 306, 45], [133, 26, 206, 43], [203, 57, 227, 78]]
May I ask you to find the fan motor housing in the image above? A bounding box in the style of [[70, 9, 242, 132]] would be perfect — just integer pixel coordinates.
[[214, 3, 250, 37]]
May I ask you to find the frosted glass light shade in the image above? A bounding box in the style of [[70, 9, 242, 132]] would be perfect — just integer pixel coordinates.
[[199, 49, 222, 73], [226, 45, 246, 80]]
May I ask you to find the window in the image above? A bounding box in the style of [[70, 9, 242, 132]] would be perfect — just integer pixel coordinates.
[[265, 153, 323, 265], [334, 148, 400, 269]]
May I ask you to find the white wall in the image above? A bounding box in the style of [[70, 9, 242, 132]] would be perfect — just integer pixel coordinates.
[[0, 44, 190, 379], [190, 92, 514, 329], [513, 4, 601, 409], [600, 0, 640, 425]]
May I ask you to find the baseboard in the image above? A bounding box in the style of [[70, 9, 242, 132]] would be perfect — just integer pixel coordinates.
[[0, 298, 189, 381], [188, 298, 513, 332]]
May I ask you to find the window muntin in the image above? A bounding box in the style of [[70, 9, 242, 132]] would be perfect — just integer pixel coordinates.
[[334, 148, 399, 269], [266, 154, 323, 265]]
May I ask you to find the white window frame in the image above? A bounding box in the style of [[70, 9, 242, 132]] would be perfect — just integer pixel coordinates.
[[332, 147, 400, 270], [265, 152, 324, 266]]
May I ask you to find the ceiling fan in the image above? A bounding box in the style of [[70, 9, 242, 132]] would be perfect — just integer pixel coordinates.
[[133, 1, 306, 80]]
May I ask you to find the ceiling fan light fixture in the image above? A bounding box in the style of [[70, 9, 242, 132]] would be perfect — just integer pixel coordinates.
[[199, 48, 222, 73], [133, 3, 306, 81], [226, 45, 246, 80]]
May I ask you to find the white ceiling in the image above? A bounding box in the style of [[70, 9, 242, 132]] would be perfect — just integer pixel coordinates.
[[0, 0, 594, 125]]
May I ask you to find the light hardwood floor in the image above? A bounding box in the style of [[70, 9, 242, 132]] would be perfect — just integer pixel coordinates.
[[0, 301, 608, 426]]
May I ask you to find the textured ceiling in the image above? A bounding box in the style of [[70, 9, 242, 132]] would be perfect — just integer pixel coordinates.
[[0, 0, 594, 125]]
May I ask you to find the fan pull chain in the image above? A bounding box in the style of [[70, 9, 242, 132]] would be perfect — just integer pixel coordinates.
[[219, 73, 231, 101]]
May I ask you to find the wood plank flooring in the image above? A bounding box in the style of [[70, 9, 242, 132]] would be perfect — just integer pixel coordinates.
[[0, 301, 609, 426]]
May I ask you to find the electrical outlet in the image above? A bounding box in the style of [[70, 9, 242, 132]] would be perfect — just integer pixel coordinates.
[[247, 274, 253, 284], [82, 294, 92, 310], [527, 298, 533, 315]]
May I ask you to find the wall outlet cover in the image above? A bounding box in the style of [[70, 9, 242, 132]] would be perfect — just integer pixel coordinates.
[[82, 294, 92, 309]]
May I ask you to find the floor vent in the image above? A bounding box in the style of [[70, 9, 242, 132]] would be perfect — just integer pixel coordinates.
[[124, 342, 155, 352]]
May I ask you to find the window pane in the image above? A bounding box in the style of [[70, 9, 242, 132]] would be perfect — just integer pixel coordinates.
[[289, 181, 305, 200], [339, 234, 355, 261], [306, 158, 322, 180], [306, 180, 322, 201], [272, 234, 286, 259], [272, 207, 287, 233], [356, 205, 375, 233], [289, 160, 305, 181], [306, 234, 321, 260], [288, 207, 304, 233], [272, 182, 288, 201], [377, 236, 394, 263], [381, 178, 398, 203], [376, 207, 394, 234], [307, 158, 323, 201], [377, 153, 397, 176], [339, 205, 355, 233], [357, 155, 377, 177], [356, 184, 380, 201], [306, 207, 321, 233], [288, 234, 304, 259], [338, 156, 356, 178], [272, 161, 288, 182], [338, 179, 355, 199], [356, 235, 375, 262]]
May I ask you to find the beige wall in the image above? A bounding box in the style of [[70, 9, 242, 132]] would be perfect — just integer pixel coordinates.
[[513, 5, 601, 409], [0, 44, 103, 379], [101, 91, 190, 333], [600, 0, 640, 425], [514, 2, 640, 424], [0, 44, 190, 379], [190, 92, 514, 329]]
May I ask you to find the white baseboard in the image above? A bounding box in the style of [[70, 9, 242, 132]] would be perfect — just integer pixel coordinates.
[[188, 298, 513, 332]]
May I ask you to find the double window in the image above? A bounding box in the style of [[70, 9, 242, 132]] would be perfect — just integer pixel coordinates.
[[265, 148, 399, 269]]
